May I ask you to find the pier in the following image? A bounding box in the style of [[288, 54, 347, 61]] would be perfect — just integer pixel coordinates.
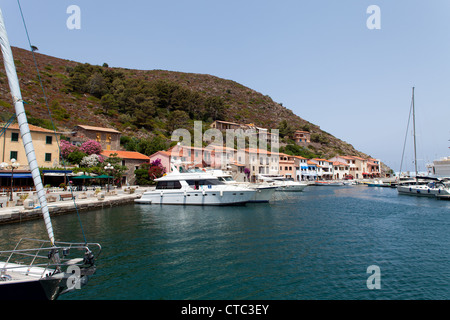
[[0, 187, 147, 225]]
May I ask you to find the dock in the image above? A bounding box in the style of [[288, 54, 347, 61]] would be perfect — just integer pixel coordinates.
[[0, 187, 146, 225], [436, 194, 450, 200]]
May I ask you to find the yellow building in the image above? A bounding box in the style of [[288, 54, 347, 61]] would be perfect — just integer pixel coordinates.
[[0, 123, 62, 169]]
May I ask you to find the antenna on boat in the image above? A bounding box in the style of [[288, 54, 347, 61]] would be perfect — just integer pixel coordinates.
[[412, 87, 418, 185]]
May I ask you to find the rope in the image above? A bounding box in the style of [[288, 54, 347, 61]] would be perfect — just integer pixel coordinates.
[[399, 94, 414, 178], [16, 0, 87, 244]]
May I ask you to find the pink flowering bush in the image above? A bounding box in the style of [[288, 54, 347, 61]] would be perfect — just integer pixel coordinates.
[[60, 140, 79, 159], [80, 140, 103, 155]]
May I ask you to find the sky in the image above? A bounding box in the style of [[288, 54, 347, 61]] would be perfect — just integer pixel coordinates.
[[0, 0, 449, 172]]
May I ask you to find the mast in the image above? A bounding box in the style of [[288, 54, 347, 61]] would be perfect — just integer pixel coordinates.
[[412, 87, 418, 184], [0, 8, 55, 245]]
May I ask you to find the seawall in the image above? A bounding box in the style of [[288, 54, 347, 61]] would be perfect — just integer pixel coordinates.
[[0, 191, 143, 225]]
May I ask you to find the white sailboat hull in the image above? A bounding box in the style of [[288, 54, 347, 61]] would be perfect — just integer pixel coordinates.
[[397, 185, 449, 197]]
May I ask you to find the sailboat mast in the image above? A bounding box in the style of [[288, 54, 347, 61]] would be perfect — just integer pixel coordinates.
[[0, 8, 56, 245], [412, 87, 418, 184]]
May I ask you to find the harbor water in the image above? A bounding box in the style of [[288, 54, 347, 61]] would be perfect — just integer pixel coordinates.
[[1, 185, 449, 300]]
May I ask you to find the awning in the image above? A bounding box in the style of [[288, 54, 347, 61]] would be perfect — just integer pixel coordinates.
[[0, 173, 32, 178], [95, 175, 114, 179], [42, 170, 73, 174], [72, 175, 94, 179]]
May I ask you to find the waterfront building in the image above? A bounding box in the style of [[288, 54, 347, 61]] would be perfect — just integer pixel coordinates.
[[304, 161, 318, 181], [0, 123, 61, 168], [294, 155, 308, 181], [332, 161, 350, 180], [71, 125, 121, 151], [367, 158, 381, 178], [245, 148, 279, 182], [311, 158, 333, 180], [329, 156, 366, 179], [100, 150, 149, 185], [278, 153, 296, 180]]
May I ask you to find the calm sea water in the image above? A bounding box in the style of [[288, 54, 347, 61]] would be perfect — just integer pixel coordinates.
[[1, 185, 449, 300]]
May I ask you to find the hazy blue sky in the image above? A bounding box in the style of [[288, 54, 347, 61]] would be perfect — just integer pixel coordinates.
[[0, 0, 449, 171]]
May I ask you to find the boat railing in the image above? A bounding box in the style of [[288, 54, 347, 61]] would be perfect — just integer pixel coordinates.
[[0, 238, 102, 278]]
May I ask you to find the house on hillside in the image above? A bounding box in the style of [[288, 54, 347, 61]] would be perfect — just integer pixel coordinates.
[[71, 125, 121, 151], [293, 130, 311, 144]]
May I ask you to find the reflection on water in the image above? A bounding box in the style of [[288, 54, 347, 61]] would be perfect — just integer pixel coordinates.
[[1, 186, 449, 300]]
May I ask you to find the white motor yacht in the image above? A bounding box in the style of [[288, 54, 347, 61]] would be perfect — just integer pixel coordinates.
[[208, 170, 277, 203], [257, 174, 308, 192], [135, 168, 256, 206]]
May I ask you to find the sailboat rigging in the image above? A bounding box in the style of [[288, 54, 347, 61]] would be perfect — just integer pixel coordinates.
[[0, 7, 101, 300], [397, 87, 450, 197]]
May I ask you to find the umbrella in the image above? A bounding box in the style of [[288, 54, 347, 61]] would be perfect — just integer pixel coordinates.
[[72, 175, 94, 179], [95, 175, 114, 179]]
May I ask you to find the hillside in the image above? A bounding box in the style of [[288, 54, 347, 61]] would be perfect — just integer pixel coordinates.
[[0, 47, 386, 170]]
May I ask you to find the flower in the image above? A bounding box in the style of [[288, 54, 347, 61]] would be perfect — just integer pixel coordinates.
[[80, 140, 103, 155]]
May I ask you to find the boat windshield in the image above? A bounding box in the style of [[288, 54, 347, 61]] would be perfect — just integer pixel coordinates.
[[156, 180, 182, 189], [186, 179, 224, 188]]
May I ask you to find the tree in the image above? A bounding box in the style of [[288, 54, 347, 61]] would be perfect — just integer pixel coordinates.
[[100, 153, 127, 187], [278, 120, 294, 138], [167, 110, 190, 133], [67, 150, 87, 165]]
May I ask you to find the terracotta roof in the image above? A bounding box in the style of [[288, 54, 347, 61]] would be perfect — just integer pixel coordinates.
[[307, 160, 316, 165], [76, 125, 120, 133], [245, 148, 276, 155], [333, 161, 348, 166], [313, 158, 332, 162], [7, 123, 61, 134], [101, 150, 149, 160], [149, 150, 171, 158]]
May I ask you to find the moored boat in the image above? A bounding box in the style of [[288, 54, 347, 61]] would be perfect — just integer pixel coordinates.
[[257, 174, 308, 192], [135, 168, 256, 206], [0, 7, 101, 300], [208, 170, 277, 203]]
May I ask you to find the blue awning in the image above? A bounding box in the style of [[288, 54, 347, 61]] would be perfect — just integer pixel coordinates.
[[0, 173, 33, 178], [42, 170, 73, 174]]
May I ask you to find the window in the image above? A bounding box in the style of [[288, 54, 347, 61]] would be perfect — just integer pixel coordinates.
[[45, 153, 52, 162], [10, 151, 17, 160], [156, 181, 182, 190], [11, 132, 19, 142], [46, 136, 52, 144]]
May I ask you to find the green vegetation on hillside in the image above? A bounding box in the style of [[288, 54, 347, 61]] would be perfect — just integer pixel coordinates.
[[63, 63, 226, 133]]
